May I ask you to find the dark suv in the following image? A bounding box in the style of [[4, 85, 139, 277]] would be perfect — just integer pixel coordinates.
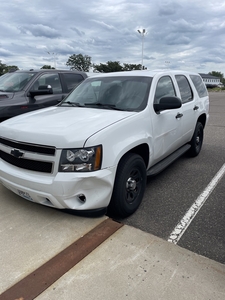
[[0, 69, 88, 122]]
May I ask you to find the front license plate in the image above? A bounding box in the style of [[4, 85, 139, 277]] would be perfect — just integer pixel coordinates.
[[18, 190, 33, 201]]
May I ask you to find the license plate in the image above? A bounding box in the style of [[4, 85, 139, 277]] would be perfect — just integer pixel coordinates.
[[18, 190, 33, 201]]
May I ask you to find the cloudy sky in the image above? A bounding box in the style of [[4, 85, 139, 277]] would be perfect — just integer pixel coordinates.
[[1, 0, 225, 74]]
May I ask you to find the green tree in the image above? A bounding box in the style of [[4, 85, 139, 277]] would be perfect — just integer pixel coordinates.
[[41, 65, 55, 69], [123, 63, 142, 71], [0, 61, 7, 75], [66, 54, 92, 72], [0, 61, 19, 75], [93, 61, 145, 73], [93, 61, 123, 73]]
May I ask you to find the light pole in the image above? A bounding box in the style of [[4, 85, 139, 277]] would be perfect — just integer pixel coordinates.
[[47, 52, 57, 68], [137, 29, 146, 69], [165, 60, 170, 69]]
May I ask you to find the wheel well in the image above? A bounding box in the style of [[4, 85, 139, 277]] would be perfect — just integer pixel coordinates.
[[125, 144, 149, 168], [197, 114, 207, 128]]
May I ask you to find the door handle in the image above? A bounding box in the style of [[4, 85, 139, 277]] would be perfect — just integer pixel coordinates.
[[193, 105, 199, 111], [176, 113, 183, 119]]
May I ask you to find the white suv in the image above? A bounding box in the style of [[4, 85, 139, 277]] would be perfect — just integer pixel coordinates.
[[0, 70, 209, 218]]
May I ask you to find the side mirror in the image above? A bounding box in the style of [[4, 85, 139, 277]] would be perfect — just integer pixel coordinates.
[[154, 96, 182, 113], [29, 85, 53, 97]]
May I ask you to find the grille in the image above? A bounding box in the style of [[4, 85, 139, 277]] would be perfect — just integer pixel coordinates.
[[0, 150, 53, 173], [0, 137, 55, 155]]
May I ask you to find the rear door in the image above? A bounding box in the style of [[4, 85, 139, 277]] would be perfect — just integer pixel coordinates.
[[60, 72, 86, 95], [174, 75, 198, 143]]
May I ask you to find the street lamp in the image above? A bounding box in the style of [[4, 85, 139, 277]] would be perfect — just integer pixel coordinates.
[[137, 29, 146, 69], [165, 60, 170, 69], [47, 52, 57, 68]]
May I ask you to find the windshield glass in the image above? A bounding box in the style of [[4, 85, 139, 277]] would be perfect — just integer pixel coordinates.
[[0, 72, 37, 92], [60, 76, 152, 111]]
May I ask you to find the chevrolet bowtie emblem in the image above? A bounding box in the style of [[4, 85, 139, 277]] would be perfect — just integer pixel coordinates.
[[10, 148, 24, 158]]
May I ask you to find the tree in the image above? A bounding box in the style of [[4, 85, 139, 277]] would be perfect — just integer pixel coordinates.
[[41, 65, 55, 69], [93, 61, 144, 73], [93, 61, 123, 73], [0, 61, 19, 75], [0, 61, 7, 75], [123, 63, 142, 71], [66, 54, 92, 72]]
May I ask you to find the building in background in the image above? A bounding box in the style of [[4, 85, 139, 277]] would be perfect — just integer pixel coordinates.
[[199, 73, 223, 88]]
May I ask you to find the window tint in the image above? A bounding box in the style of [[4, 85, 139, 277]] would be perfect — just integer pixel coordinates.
[[154, 76, 176, 104], [32, 73, 62, 94], [63, 73, 84, 92], [190, 75, 208, 98], [175, 75, 193, 103]]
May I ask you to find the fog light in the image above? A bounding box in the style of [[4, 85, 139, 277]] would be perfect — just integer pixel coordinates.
[[77, 194, 86, 203]]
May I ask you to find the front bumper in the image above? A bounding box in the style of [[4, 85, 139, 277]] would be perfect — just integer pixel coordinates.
[[0, 160, 116, 211]]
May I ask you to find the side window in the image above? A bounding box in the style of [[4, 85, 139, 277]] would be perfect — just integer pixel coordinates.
[[154, 76, 176, 104], [62, 73, 85, 92], [31, 73, 62, 94], [175, 75, 193, 103], [189, 75, 208, 98]]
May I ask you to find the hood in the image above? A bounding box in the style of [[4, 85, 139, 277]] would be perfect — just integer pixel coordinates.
[[0, 106, 135, 147]]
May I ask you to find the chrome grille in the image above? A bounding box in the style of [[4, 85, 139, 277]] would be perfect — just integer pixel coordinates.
[[0, 137, 55, 155], [0, 137, 55, 173]]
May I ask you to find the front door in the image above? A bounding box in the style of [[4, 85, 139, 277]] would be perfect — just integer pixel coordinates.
[[151, 75, 183, 163]]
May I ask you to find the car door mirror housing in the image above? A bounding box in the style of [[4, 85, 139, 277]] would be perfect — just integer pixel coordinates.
[[29, 85, 53, 97], [154, 96, 182, 113]]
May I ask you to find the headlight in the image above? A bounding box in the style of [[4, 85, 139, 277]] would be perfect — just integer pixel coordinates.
[[59, 145, 102, 172]]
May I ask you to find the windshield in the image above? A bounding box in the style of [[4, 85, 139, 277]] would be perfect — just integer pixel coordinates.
[[0, 72, 37, 92], [60, 76, 152, 111]]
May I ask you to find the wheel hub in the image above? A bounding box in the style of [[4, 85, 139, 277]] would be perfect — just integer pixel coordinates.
[[126, 177, 137, 191], [196, 136, 200, 145]]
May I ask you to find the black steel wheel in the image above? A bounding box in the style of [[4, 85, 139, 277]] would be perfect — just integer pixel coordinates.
[[189, 122, 204, 157], [108, 153, 146, 218]]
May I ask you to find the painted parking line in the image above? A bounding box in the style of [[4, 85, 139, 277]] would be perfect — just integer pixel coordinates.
[[168, 163, 225, 244], [0, 218, 123, 300]]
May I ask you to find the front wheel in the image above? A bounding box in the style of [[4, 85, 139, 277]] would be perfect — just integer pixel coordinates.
[[189, 122, 204, 157], [108, 153, 146, 218]]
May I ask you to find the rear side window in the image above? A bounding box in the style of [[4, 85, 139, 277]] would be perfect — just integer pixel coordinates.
[[62, 73, 85, 92], [175, 75, 193, 103], [190, 75, 208, 98]]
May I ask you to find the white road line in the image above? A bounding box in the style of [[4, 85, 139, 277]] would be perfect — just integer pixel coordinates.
[[168, 163, 225, 244]]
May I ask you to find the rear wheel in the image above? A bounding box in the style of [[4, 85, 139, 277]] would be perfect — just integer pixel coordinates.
[[189, 122, 204, 157], [108, 153, 146, 218]]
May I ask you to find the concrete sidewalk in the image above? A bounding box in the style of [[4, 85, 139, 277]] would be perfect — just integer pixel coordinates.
[[35, 224, 225, 300], [0, 184, 225, 300]]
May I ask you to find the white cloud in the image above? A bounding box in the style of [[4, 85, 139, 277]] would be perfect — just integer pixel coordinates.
[[0, 0, 225, 74]]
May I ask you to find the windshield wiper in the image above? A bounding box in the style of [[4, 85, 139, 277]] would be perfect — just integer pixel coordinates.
[[84, 102, 124, 110], [60, 101, 84, 107]]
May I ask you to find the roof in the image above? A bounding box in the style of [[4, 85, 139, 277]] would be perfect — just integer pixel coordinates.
[[89, 69, 200, 78], [199, 73, 220, 80]]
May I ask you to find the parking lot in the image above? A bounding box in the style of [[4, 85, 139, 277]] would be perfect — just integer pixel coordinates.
[[121, 91, 225, 264], [0, 92, 224, 299]]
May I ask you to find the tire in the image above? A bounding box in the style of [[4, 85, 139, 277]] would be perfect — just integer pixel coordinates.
[[189, 122, 204, 157], [108, 153, 146, 218]]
